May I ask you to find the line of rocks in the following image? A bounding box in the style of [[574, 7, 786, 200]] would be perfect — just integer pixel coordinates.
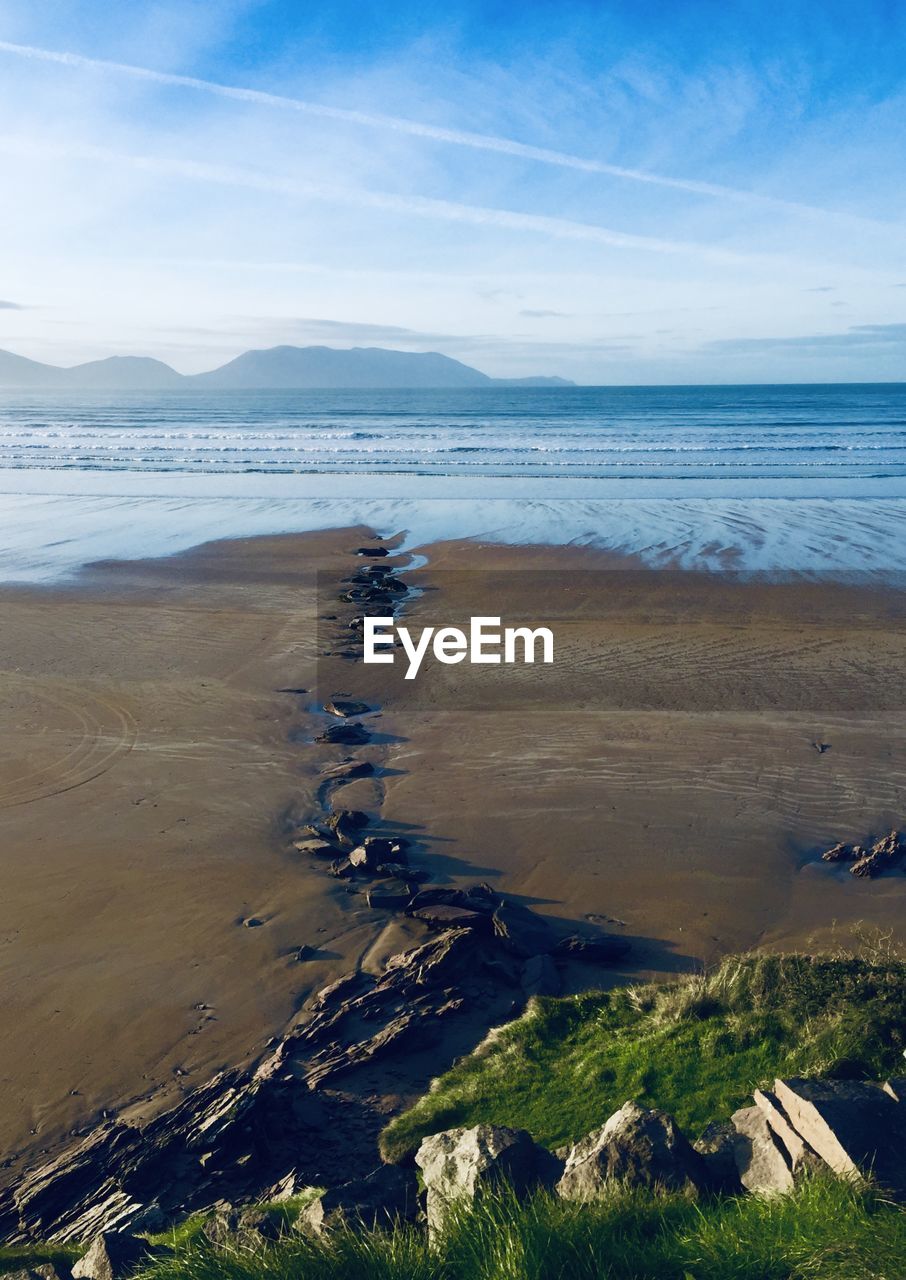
[[820, 828, 906, 878], [0, 537, 630, 1257]]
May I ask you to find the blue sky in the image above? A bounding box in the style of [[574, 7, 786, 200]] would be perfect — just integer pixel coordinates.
[[0, 0, 904, 383]]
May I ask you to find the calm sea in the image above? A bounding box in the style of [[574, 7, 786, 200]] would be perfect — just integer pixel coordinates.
[[1, 384, 905, 482]]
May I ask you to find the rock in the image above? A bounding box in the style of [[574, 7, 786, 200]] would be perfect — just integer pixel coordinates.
[[5, 1266, 69, 1280], [327, 810, 370, 845], [730, 1105, 795, 1196], [520, 954, 560, 998], [242, 917, 265, 928], [753, 1089, 820, 1173], [882, 1077, 906, 1102], [693, 1121, 742, 1193], [329, 858, 355, 879], [416, 1125, 557, 1235], [324, 699, 371, 719], [291, 838, 340, 858], [320, 760, 375, 782], [410, 905, 488, 931], [349, 837, 405, 869], [377, 862, 428, 882], [367, 880, 414, 911], [202, 1205, 282, 1247], [773, 1077, 906, 1197], [407, 887, 475, 914], [553, 934, 630, 963], [298, 1165, 418, 1235], [850, 830, 905, 878], [557, 1102, 708, 1200], [491, 903, 553, 958], [71, 1233, 151, 1280], [317, 723, 370, 746], [821, 841, 859, 863], [355, 547, 389, 557]]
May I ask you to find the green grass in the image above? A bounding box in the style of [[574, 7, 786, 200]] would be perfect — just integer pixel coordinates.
[[134, 1176, 905, 1280], [381, 951, 906, 1162], [0, 1243, 79, 1275]]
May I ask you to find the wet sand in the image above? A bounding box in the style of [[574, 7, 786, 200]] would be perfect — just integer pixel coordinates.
[[1, 529, 905, 1168]]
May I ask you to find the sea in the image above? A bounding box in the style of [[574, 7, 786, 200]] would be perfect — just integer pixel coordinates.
[[1, 383, 905, 580]]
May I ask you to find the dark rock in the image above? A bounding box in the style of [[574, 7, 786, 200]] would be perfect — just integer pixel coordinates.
[[377, 862, 428, 882], [349, 837, 405, 869], [557, 1102, 708, 1200], [329, 858, 355, 879], [492, 902, 553, 958], [323, 699, 371, 719], [326, 810, 370, 845], [202, 1205, 283, 1248], [693, 1121, 742, 1193], [291, 838, 340, 858], [366, 880, 414, 911], [773, 1077, 906, 1197], [416, 1125, 559, 1235], [242, 917, 265, 929], [410, 905, 488, 931], [882, 1077, 906, 1102], [850, 830, 905, 878], [71, 1233, 153, 1280], [298, 1165, 418, 1235], [5, 1266, 70, 1280], [520, 954, 560, 998], [317, 723, 370, 746], [821, 841, 860, 863], [320, 760, 375, 782], [553, 934, 631, 963], [730, 1105, 795, 1195], [355, 547, 389, 557], [406, 887, 472, 913]]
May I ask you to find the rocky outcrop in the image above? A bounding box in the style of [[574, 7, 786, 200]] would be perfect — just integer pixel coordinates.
[[415, 1125, 558, 1235], [557, 1102, 708, 1200], [819, 829, 905, 877], [772, 1077, 906, 1197], [71, 1232, 157, 1280]]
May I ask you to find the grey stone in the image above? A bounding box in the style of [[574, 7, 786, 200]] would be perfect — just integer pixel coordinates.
[[557, 1102, 708, 1200], [5, 1266, 69, 1280], [753, 1089, 820, 1172], [416, 1125, 557, 1235], [693, 1121, 742, 1193], [520, 954, 560, 998], [730, 1105, 795, 1196], [773, 1077, 906, 1197], [71, 1234, 151, 1280], [298, 1165, 418, 1235]]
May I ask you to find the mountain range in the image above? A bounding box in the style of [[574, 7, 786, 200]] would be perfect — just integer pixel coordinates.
[[0, 345, 573, 390]]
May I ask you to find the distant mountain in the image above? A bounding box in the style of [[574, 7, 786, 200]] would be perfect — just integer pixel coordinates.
[[191, 345, 491, 389], [0, 344, 574, 390], [61, 356, 184, 390]]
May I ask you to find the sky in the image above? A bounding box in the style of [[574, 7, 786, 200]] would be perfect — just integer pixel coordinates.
[[0, 0, 904, 384]]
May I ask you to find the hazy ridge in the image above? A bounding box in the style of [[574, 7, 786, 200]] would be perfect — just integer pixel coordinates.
[[0, 344, 572, 390]]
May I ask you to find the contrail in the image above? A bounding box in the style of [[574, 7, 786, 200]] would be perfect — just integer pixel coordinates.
[[0, 37, 852, 219], [0, 134, 759, 263]]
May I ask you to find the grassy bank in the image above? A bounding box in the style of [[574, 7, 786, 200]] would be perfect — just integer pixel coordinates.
[[134, 1178, 906, 1280], [382, 951, 906, 1161]]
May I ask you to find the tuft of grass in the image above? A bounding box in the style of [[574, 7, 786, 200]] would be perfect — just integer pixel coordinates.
[[0, 1243, 79, 1275], [380, 952, 906, 1163], [132, 1175, 905, 1280]]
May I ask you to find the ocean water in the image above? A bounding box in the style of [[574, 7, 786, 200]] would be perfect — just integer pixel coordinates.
[[1, 383, 905, 580]]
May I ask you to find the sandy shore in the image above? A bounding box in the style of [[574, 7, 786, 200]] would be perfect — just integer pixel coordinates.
[[1, 528, 905, 1169]]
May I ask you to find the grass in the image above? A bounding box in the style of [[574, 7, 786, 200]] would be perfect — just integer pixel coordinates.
[[380, 950, 906, 1162], [131, 1176, 905, 1280]]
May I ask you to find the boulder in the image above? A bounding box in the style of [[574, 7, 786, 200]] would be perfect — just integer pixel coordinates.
[[882, 1077, 906, 1103], [202, 1205, 283, 1248], [377, 862, 428, 882], [321, 760, 375, 782], [693, 1121, 742, 1193], [557, 1102, 708, 1200], [355, 547, 389, 557], [317, 723, 370, 746], [327, 810, 370, 845], [520, 954, 561, 998], [415, 1125, 557, 1235], [730, 1105, 794, 1195], [491, 902, 553, 958], [367, 880, 414, 911], [5, 1267, 70, 1280], [407, 887, 474, 914], [553, 934, 631, 963], [297, 1165, 418, 1235], [753, 1089, 820, 1172], [411, 905, 488, 931], [773, 1077, 906, 1197], [71, 1234, 151, 1280], [850, 830, 905, 878], [323, 699, 371, 719]]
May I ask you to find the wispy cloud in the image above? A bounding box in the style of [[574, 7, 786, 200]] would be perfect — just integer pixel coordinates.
[[0, 37, 875, 225], [0, 299, 25, 309], [708, 322, 906, 353], [0, 134, 762, 264], [520, 308, 570, 318]]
